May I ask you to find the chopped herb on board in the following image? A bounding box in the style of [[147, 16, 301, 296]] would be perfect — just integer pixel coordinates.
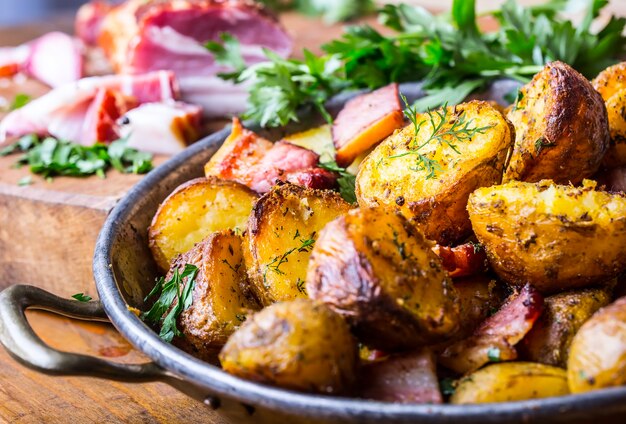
[[0, 135, 152, 179]]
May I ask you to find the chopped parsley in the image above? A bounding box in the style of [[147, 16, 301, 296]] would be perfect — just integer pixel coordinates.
[[439, 377, 456, 396], [9, 93, 31, 111], [0, 134, 152, 179], [318, 160, 356, 203], [142, 264, 199, 343]]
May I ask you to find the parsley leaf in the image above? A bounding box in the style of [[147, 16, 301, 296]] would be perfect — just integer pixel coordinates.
[[72, 293, 92, 302], [142, 264, 199, 343], [0, 135, 153, 179], [209, 0, 625, 127], [439, 377, 456, 396], [318, 160, 356, 203]]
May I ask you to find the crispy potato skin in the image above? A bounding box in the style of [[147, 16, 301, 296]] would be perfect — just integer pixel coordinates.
[[568, 296, 626, 393], [148, 177, 257, 271], [468, 179, 626, 292], [170, 230, 260, 362], [521, 286, 612, 368], [356, 100, 512, 245], [453, 276, 506, 340], [306, 207, 459, 351], [451, 362, 569, 404], [219, 299, 358, 394], [245, 184, 351, 305], [504, 61, 609, 184], [592, 63, 626, 168]]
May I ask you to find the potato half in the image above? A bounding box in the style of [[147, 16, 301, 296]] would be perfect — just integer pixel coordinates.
[[468, 179, 626, 292], [521, 286, 612, 367], [219, 299, 358, 394], [504, 61, 609, 184], [170, 230, 260, 361], [568, 296, 626, 393], [592, 62, 626, 168], [245, 184, 351, 305], [306, 207, 459, 351], [451, 362, 569, 404], [356, 100, 512, 245], [149, 177, 257, 271]]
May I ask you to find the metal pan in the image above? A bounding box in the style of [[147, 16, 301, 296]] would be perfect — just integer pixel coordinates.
[[2, 82, 626, 423]]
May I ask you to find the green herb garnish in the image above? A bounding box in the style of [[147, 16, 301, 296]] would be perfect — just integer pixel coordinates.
[[487, 347, 502, 362], [72, 293, 92, 302], [263, 236, 316, 286], [318, 160, 356, 203], [257, 0, 375, 23], [534, 137, 557, 154], [142, 264, 199, 343], [439, 377, 456, 396], [0, 135, 153, 179], [390, 100, 494, 179], [9, 93, 31, 111], [208, 0, 626, 128]]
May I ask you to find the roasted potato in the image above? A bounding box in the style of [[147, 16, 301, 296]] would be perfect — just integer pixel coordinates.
[[356, 100, 512, 245], [468, 179, 626, 292], [521, 286, 612, 367], [149, 177, 257, 271], [283, 124, 335, 161], [245, 184, 351, 305], [219, 299, 358, 394], [504, 61, 609, 184], [567, 296, 626, 393], [592, 63, 626, 168], [307, 207, 459, 351], [170, 230, 260, 361], [451, 362, 569, 404]]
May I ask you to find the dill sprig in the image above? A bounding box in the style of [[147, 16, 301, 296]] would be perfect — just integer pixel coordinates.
[[263, 235, 316, 287], [390, 97, 494, 179]]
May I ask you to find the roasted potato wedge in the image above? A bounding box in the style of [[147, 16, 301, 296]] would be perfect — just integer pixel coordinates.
[[592, 63, 626, 168], [283, 124, 335, 161], [521, 286, 612, 367], [504, 61, 609, 184], [245, 184, 351, 305], [307, 207, 460, 351], [219, 299, 358, 394], [169, 230, 260, 361], [567, 296, 626, 393], [451, 362, 569, 404], [356, 100, 512, 245], [149, 177, 257, 271], [468, 179, 626, 292]]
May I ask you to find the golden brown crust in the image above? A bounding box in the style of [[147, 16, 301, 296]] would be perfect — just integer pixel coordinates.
[[504, 61, 609, 184], [148, 176, 257, 272], [468, 179, 626, 292], [356, 100, 513, 245], [244, 184, 351, 305], [219, 299, 358, 394], [306, 207, 459, 350]]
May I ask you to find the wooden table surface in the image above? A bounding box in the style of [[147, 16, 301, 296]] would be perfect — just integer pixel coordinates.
[[2, 2, 626, 423]]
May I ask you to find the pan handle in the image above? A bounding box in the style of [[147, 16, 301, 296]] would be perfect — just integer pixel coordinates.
[[0, 284, 166, 382]]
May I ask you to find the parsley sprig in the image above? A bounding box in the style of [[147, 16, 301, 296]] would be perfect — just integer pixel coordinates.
[[389, 98, 494, 179], [208, 0, 626, 127], [318, 160, 357, 203], [0, 134, 153, 179], [142, 264, 199, 343]]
